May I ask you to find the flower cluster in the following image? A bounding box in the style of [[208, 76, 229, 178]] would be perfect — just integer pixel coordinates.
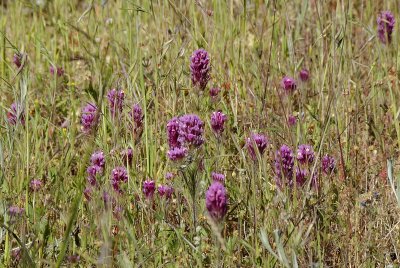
[[166, 114, 204, 161], [297, 144, 315, 165], [288, 114, 297, 127], [143, 180, 156, 199], [111, 166, 128, 193], [158, 185, 174, 199], [178, 114, 205, 147], [209, 87, 220, 99], [246, 133, 269, 161], [274, 145, 295, 187], [165, 172, 174, 180], [107, 89, 125, 117], [86, 151, 105, 186], [167, 117, 181, 148], [275, 143, 335, 188], [205, 181, 228, 223], [322, 155, 336, 174], [281, 76, 297, 93], [8, 206, 24, 217], [295, 168, 308, 186], [30, 179, 43, 191], [211, 111, 227, 135], [13, 53, 23, 68], [131, 104, 143, 129], [299, 69, 309, 82], [91, 151, 106, 167], [377, 11, 395, 44], [190, 49, 210, 90], [81, 103, 98, 133]]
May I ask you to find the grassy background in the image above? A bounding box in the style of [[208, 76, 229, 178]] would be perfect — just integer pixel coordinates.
[[1, 0, 400, 266]]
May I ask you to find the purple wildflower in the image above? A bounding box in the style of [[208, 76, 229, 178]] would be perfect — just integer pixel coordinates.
[[90, 151, 105, 168], [299, 69, 309, 82], [121, 147, 133, 166], [178, 114, 205, 147], [167, 147, 188, 161], [167, 117, 181, 148], [288, 115, 297, 126], [205, 181, 228, 222], [13, 53, 23, 68], [8, 206, 24, 217], [296, 168, 307, 187], [274, 145, 295, 187], [377, 11, 395, 44], [190, 49, 210, 90], [30, 179, 43, 191], [165, 172, 174, 180], [110, 167, 128, 193], [81, 103, 98, 133], [107, 89, 125, 116], [131, 104, 143, 129], [50, 66, 64, 77], [322, 155, 336, 174], [297, 144, 315, 165], [246, 133, 269, 161], [86, 165, 102, 186], [281, 76, 297, 93], [158, 185, 174, 199], [143, 180, 156, 199], [211, 111, 227, 135], [7, 103, 25, 126], [211, 172, 225, 182], [209, 87, 220, 99]]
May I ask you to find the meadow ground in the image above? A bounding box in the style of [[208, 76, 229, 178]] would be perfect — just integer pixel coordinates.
[[1, 0, 400, 267]]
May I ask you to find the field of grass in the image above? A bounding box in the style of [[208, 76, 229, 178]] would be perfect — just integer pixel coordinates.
[[1, 0, 400, 267]]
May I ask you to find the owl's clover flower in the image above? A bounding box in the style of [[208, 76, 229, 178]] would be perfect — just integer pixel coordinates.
[[131, 104, 143, 129], [209, 87, 220, 99], [190, 49, 210, 90], [110, 167, 128, 193], [211, 111, 227, 135], [143, 180, 156, 199], [377, 11, 395, 44], [167, 117, 181, 148], [90, 151, 105, 168], [281, 76, 297, 93], [178, 114, 205, 147], [206, 181, 228, 223], [274, 145, 295, 187], [107, 89, 125, 117], [246, 133, 269, 161], [297, 144, 315, 165], [81, 103, 98, 133], [322, 155, 336, 174], [158, 185, 174, 199], [299, 69, 309, 82]]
